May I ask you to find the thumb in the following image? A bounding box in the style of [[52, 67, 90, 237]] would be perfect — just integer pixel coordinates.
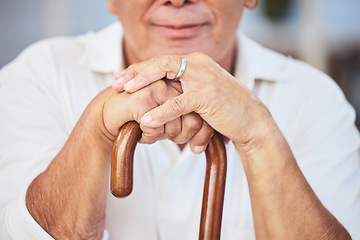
[[140, 93, 195, 128]]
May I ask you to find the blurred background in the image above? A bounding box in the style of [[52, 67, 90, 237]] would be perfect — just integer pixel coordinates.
[[0, 0, 359, 129]]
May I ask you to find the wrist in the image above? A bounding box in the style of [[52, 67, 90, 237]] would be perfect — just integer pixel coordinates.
[[233, 117, 293, 169], [85, 87, 120, 150]]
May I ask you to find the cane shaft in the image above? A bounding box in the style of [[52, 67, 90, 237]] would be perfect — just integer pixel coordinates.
[[111, 122, 227, 240]]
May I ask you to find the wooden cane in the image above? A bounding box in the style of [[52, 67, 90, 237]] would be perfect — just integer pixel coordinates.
[[111, 121, 227, 240]]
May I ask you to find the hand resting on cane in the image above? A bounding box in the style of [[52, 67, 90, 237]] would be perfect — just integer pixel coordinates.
[[112, 52, 352, 239], [25, 80, 212, 239]]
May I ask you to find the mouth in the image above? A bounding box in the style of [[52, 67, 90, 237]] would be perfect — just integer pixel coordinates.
[[151, 23, 208, 39]]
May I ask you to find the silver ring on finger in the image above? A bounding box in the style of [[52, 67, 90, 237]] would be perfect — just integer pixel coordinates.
[[173, 57, 187, 81]]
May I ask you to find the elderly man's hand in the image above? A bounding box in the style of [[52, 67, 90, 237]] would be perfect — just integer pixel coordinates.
[[104, 79, 213, 152], [112, 52, 273, 150], [26, 78, 213, 239], [111, 52, 353, 240]]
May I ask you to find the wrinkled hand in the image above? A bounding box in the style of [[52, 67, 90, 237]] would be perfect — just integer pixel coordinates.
[[111, 53, 354, 240], [105, 79, 213, 153], [112, 53, 271, 147]]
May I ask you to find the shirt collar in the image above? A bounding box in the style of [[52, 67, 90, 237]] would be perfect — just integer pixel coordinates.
[[79, 23, 290, 89], [235, 33, 291, 90], [79, 22, 124, 74]]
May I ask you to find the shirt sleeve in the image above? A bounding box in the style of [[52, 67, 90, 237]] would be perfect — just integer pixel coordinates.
[[0, 40, 110, 240], [289, 70, 360, 238], [0, 41, 68, 238], [1, 190, 54, 240], [1, 189, 109, 240]]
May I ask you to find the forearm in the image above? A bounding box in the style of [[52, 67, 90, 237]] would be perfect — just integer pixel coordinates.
[[234, 122, 351, 240], [26, 93, 114, 239]]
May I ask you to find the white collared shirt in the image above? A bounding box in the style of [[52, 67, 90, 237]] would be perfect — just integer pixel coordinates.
[[1, 22, 359, 239]]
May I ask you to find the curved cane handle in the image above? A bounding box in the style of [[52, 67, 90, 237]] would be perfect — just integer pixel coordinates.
[[111, 121, 141, 197], [111, 121, 227, 240]]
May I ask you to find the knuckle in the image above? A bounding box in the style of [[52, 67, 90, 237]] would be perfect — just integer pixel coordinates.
[[131, 96, 157, 122], [125, 64, 138, 78], [167, 125, 181, 138], [185, 114, 203, 132], [151, 127, 164, 138], [194, 131, 214, 146], [159, 55, 176, 79], [154, 130, 164, 138], [169, 135, 186, 144], [153, 80, 168, 93], [191, 52, 207, 59], [135, 91, 155, 105], [161, 55, 173, 68], [152, 55, 171, 72], [140, 135, 156, 144], [191, 52, 214, 66]]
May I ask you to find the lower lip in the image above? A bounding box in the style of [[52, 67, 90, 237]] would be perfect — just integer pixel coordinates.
[[152, 24, 207, 39]]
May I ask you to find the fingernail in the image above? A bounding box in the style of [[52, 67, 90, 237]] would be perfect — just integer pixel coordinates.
[[113, 77, 124, 85], [141, 114, 152, 125], [124, 79, 134, 91], [193, 145, 206, 154]]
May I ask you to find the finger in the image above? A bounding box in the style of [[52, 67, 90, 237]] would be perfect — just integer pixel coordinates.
[[139, 125, 164, 144], [112, 60, 153, 92], [163, 118, 182, 140], [123, 64, 166, 93], [113, 70, 125, 81], [139, 118, 182, 144], [112, 76, 130, 93], [123, 55, 183, 93], [140, 92, 196, 128], [112, 70, 126, 92], [189, 121, 214, 154], [146, 80, 182, 106], [169, 113, 202, 144]]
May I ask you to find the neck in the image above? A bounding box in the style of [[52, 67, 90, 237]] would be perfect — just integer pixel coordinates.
[[218, 41, 237, 75]]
